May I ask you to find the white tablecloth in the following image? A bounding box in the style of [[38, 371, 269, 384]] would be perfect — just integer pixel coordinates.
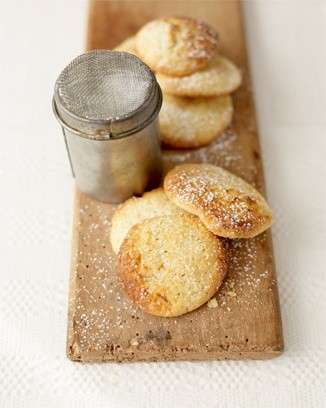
[[0, 1, 325, 407]]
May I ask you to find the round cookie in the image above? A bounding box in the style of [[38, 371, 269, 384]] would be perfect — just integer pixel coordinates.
[[159, 94, 233, 148], [110, 188, 182, 254], [164, 163, 273, 239], [118, 213, 227, 317], [114, 36, 138, 56], [156, 55, 242, 97], [135, 17, 218, 76]]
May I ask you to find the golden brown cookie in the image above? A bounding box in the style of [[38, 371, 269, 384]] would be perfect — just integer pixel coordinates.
[[110, 188, 181, 254], [164, 163, 273, 238], [118, 213, 227, 317], [156, 55, 242, 97], [135, 17, 218, 76], [114, 36, 138, 56], [159, 94, 233, 148]]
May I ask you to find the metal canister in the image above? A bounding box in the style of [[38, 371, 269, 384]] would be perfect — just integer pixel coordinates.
[[53, 50, 163, 203]]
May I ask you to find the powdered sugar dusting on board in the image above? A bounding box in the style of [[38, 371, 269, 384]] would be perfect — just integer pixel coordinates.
[[71, 200, 144, 356], [213, 235, 276, 312], [163, 128, 240, 168]]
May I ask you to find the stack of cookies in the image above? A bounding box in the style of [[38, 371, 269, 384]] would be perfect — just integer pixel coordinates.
[[110, 164, 272, 318], [112, 18, 270, 318], [115, 17, 242, 149]]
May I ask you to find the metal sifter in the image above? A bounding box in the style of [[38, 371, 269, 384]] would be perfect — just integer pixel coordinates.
[[53, 50, 163, 203]]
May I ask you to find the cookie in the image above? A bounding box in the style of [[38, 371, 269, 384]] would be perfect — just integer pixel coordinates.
[[159, 94, 233, 148], [110, 188, 181, 254], [164, 163, 273, 238], [135, 17, 218, 76], [118, 213, 227, 317], [114, 36, 138, 56], [156, 55, 242, 97]]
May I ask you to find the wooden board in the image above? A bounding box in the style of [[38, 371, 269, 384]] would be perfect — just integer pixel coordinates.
[[67, 0, 283, 362]]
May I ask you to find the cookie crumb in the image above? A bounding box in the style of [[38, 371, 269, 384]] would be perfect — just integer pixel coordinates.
[[207, 298, 218, 308], [130, 338, 139, 347]]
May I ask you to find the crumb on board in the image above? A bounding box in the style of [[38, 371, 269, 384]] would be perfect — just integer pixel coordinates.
[[207, 298, 218, 308], [130, 338, 139, 347]]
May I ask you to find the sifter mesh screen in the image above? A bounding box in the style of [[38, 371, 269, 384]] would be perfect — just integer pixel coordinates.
[[55, 50, 154, 122]]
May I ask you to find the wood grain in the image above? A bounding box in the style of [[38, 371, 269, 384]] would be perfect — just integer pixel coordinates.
[[67, 0, 283, 362]]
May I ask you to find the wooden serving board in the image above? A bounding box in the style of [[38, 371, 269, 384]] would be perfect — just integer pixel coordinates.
[[67, 0, 283, 362]]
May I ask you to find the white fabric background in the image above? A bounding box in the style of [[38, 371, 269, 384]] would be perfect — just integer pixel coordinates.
[[0, 1, 325, 407]]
